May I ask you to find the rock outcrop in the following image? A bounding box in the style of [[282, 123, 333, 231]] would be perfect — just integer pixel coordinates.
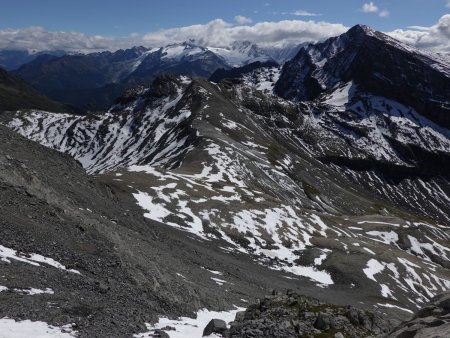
[[387, 292, 450, 338], [225, 290, 394, 338]]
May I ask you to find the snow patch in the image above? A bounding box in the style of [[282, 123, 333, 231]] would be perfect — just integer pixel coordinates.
[[0, 245, 80, 274], [363, 259, 385, 281], [0, 318, 77, 337], [135, 307, 245, 338]]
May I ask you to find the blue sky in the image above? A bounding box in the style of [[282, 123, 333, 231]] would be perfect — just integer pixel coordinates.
[[1, 0, 448, 35], [0, 1, 448, 52]]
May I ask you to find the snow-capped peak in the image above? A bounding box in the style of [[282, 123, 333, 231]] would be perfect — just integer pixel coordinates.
[[207, 41, 274, 67], [160, 42, 210, 61]]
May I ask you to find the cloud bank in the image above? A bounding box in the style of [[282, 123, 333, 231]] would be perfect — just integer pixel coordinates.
[[0, 16, 448, 53], [388, 14, 450, 52], [0, 26, 138, 52], [140, 19, 347, 48]]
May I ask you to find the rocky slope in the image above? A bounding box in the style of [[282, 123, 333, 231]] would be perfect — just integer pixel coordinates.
[[3, 73, 449, 315], [209, 61, 279, 84], [1, 123, 343, 337]]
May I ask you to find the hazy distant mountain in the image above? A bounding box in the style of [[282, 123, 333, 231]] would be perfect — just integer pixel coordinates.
[[207, 40, 275, 66], [261, 43, 305, 64], [0, 49, 66, 71], [0, 67, 69, 112], [11, 41, 298, 109]]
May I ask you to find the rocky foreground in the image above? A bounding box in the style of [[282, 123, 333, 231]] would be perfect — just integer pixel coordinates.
[[193, 290, 450, 338]]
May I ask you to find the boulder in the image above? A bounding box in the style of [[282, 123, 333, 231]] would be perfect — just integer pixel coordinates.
[[387, 292, 450, 337], [314, 313, 329, 330], [153, 330, 170, 338], [203, 319, 228, 337]]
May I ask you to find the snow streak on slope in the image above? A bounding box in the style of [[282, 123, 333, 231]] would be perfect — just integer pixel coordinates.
[[316, 83, 450, 164], [129, 153, 334, 286], [241, 66, 281, 93], [0, 245, 80, 274], [126, 157, 450, 307], [6, 78, 194, 174]]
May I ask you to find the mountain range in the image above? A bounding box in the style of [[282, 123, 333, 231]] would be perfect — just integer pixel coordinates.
[[5, 41, 299, 110], [0, 24, 449, 337], [0, 49, 66, 71]]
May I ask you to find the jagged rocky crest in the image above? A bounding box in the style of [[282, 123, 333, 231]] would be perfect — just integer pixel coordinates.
[[275, 24, 450, 129]]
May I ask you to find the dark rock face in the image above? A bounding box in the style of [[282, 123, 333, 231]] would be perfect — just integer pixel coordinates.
[[275, 24, 450, 129], [387, 292, 450, 338], [209, 61, 279, 83], [228, 290, 394, 338], [203, 319, 228, 336]]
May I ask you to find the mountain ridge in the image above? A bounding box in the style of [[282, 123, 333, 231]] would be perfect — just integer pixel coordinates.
[[275, 23, 450, 128], [10, 41, 297, 110]]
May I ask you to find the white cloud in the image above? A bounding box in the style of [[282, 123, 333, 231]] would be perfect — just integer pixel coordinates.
[[361, 2, 379, 13], [407, 25, 429, 31], [292, 10, 321, 17], [234, 15, 253, 24], [387, 14, 450, 52], [379, 10, 390, 18], [0, 19, 348, 52], [0, 26, 139, 53], [361, 2, 390, 18], [141, 18, 348, 48]]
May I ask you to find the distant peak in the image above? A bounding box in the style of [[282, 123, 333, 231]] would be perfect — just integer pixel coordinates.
[[354, 23, 372, 30], [347, 24, 376, 36], [231, 40, 252, 47]]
